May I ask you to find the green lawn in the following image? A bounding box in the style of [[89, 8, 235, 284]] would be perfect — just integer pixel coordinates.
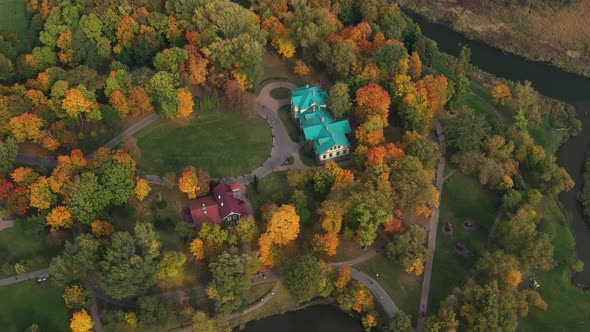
[[278, 106, 300, 143], [247, 171, 291, 217], [0, 227, 59, 278], [429, 167, 499, 311], [270, 88, 292, 100], [519, 198, 590, 332], [0, 280, 69, 332], [356, 255, 422, 315], [136, 109, 272, 177], [0, 0, 33, 53], [243, 281, 276, 304]]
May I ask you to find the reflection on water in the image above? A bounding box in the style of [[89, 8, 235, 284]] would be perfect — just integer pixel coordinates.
[[243, 304, 363, 332]]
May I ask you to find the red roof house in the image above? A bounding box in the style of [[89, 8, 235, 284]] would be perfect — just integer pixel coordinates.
[[189, 182, 249, 228]]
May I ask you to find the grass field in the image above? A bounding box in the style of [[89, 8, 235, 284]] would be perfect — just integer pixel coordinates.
[[356, 255, 422, 315], [270, 88, 291, 100], [136, 110, 272, 178], [278, 106, 300, 143], [0, 227, 59, 278], [247, 171, 291, 217], [0, 280, 69, 332], [429, 167, 499, 311], [0, 0, 33, 53], [519, 198, 590, 331]]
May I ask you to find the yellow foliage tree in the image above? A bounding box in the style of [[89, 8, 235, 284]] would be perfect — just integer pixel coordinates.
[[334, 264, 351, 292], [190, 238, 205, 260], [46, 206, 73, 232], [134, 178, 151, 201], [319, 200, 345, 234], [263, 204, 300, 245], [9, 113, 44, 143], [178, 166, 199, 199], [69, 309, 94, 332], [91, 220, 115, 237], [177, 89, 195, 118], [276, 38, 296, 58], [405, 258, 425, 276], [62, 284, 88, 309], [29, 176, 55, 210], [62, 88, 92, 119], [362, 314, 378, 330], [124, 312, 138, 327], [11, 167, 38, 185], [492, 84, 512, 106]]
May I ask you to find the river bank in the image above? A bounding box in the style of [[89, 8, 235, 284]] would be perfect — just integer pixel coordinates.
[[397, 0, 590, 78]]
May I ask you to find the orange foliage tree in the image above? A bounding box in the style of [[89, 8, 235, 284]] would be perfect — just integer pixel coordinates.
[[293, 60, 310, 76], [506, 270, 522, 288], [178, 166, 199, 199], [177, 89, 195, 118], [128, 86, 154, 115], [109, 90, 130, 117], [91, 220, 115, 237], [492, 84, 512, 106], [355, 83, 391, 126], [46, 206, 73, 232], [311, 232, 340, 256], [408, 51, 422, 80], [9, 113, 44, 142], [334, 264, 352, 292], [319, 199, 346, 234], [11, 167, 38, 185]]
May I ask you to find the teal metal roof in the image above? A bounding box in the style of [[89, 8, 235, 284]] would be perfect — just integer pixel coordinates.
[[291, 85, 327, 112], [294, 84, 352, 155]]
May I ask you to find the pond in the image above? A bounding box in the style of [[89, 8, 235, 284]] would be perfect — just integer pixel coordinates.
[[243, 304, 363, 332]]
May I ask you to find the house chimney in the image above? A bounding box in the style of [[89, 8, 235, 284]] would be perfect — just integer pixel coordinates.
[[221, 202, 224, 207], [312, 91, 316, 96], [306, 84, 309, 88], [321, 117, 324, 122], [218, 195, 221, 200]]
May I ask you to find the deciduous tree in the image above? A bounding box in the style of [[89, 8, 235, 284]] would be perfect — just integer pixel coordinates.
[[283, 254, 323, 301], [91, 220, 115, 237], [134, 178, 151, 201], [312, 232, 340, 256], [29, 176, 56, 210], [46, 206, 73, 232], [355, 82, 391, 126], [178, 166, 199, 199], [329, 82, 352, 119], [207, 252, 258, 314], [63, 284, 90, 309], [177, 89, 194, 118], [492, 84, 512, 106], [70, 309, 94, 332]]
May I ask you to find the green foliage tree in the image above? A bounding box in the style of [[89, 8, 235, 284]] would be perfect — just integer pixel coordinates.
[[207, 251, 259, 314], [157, 251, 186, 278], [236, 216, 258, 247], [328, 82, 352, 119], [387, 311, 412, 332], [447, 46, 471, 109], [66, 172, 112, 224], [386, 225, 428, 270], [390, 156, 438, 213], [0, 136, 18, 176], [100, 161, 134, 206], [283, 254, 323, 302], [446, 107, 490, 152], [49, 234, 101, 286], [149, 71, 179, 118], [99, 227, 160, 299]]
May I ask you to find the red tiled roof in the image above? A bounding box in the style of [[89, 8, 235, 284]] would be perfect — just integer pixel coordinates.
[[213, 183, 249, 220], [188, 196, 221, 228]]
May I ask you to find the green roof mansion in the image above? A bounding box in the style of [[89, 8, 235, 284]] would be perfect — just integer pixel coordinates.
[[291, 85, 352, 162]]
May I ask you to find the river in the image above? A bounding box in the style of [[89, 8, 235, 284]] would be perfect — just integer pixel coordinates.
[[406, 13, 590, 285]]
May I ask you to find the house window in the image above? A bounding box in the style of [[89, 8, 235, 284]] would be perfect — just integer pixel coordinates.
[[336, 151, 340, 156], [233, 215, 238, 220], [344, 149, 348, 154], [321, 154, 325, 159], [329, 153, 333, 158]]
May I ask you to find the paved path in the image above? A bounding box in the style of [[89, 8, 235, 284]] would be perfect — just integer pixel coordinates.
[[0, 219, 15, 231], [416, 120, 447, 330], [101, 113, 160, 151], [16, 154, 57, 168], [0, 268, 50, 287], [487, 212, 504, 250]]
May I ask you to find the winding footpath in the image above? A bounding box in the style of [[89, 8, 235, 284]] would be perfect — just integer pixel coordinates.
[[416, 120, 447, 331], [8, 81, 403, 329]]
